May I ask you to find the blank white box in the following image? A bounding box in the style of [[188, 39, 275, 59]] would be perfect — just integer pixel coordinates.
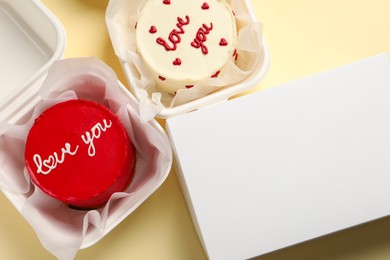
[[166, 53, 390, 260]]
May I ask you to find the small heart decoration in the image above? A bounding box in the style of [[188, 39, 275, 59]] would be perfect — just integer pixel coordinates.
[[149, 26, 157, 33], [219, 38, 228, 46], [43, 156, 56, 168], [173, 58, 182, 66]]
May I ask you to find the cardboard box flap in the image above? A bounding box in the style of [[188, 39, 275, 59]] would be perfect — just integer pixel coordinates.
[[0, 0, 65, 123]]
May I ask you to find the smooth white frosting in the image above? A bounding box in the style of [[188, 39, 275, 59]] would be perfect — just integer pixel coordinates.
[[136, 0, 237, 94]]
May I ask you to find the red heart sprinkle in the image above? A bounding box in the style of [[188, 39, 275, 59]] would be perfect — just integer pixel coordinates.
[[219, 38, 228, 46], [149, 26, 157, 33], [158, 76, 166, 81], [201, 2, 209, 9], [211, 70, 221, 78], [173, 58, 182, 66], [163, 0, 170, 4]]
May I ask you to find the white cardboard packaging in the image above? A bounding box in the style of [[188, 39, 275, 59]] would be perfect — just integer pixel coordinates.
[[0, 0, 172, 255], [0, 0, 65, 123], [166, 53, 390, 260]]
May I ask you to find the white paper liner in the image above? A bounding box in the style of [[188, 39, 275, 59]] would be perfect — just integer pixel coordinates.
[[106, 0, 264, 120], [0, 57, 172, 259]]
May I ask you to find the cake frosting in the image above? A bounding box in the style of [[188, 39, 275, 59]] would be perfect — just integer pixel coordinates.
[[135, 0, 237, 94], [25, 99, 136, 209]]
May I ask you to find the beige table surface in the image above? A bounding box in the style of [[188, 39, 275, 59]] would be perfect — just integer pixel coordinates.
[[1, 0, 390, 259]]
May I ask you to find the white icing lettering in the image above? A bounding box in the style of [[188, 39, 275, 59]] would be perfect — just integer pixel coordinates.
[[32, 118, 113, 176], [33, 143, 79, 175], [81, 119, 113, 157]]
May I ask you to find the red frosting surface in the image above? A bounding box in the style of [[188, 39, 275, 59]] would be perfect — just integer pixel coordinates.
[[25, 99, 136, 209]]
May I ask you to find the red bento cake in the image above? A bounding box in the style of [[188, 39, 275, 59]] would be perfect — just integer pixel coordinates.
[[24, 99, 136, 209]]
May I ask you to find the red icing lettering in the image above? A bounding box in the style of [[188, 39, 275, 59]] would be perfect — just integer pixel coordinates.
[[156, 15, 190, 51], [163, 0, 170, 4], [159, 76, 166, 81], [190, 23, 213, 55], [219, 38, 228, 46], [149, 26, 157, 33], [186, 85, 194, 89], [201, 2, 209, 10], [173, 58, 182, 66]]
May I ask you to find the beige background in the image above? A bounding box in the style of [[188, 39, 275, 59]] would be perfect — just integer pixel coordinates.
[[1, 0, 390, 259]]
